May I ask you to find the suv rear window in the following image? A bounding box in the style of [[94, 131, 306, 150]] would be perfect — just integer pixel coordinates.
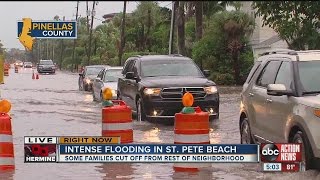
[[256, 61, 282, 88]]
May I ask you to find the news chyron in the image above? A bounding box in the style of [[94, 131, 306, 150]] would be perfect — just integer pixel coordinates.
[[261, 143, 302, 172], [24, 136, 57, 163]]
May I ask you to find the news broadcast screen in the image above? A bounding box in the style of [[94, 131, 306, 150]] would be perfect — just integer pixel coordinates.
[[2, 1, 320, 179], [23, 136, 303, 173]]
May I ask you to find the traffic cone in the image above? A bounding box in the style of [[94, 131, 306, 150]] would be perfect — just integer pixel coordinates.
[[101, 88, 133, 144], [32, 71, 35, 80], [0, 100, 14, 171], [173, 92, 210, 172], [36, 73, 39, 80]]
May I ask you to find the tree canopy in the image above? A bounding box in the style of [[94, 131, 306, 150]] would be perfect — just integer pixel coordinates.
[[253, 1, 320, 50], [12, 1, 255, 85]]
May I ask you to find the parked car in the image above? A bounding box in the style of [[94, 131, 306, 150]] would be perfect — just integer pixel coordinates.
[[239, 49, 320, 171], [117, 54, 219, 122], [78, 65, 107, 91], [23, 62, 33, 68], [37, 60, 56, 74], [92, 66, 123, 101]]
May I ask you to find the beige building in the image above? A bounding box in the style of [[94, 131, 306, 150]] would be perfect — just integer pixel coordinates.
[[240, 2, 288, 59]]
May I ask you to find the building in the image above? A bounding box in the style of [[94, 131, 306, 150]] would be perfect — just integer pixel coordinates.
[[240, 2, 288, 59], [102, 13, 133, 24], [102, 13, 118, 23]]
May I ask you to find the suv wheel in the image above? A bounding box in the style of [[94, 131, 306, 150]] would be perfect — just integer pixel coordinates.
[[136, 98, 146, 122], [240, 118, 253, 144], [293, 131, 313, 171]]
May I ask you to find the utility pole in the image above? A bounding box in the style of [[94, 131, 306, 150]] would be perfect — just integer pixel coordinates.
[[46, 39, 49, 59], [59, 16, 65, 70], [72, 1, 80, 72], [86, 1, 90, 33], [37, 40, 40, 60], [87, 1, 96, 66], [39, 40, 42, 60], [52, 16, 58, 62], [52, 41, 54, 60], [118, 1, 127, 66], [169, 1, 176, 54]]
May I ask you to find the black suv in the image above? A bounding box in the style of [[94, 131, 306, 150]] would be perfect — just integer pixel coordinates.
[[117, 55, 219, 122], [37, 60, 56, 74]]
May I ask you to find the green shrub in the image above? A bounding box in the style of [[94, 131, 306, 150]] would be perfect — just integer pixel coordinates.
[[210, 72, 235, 85]]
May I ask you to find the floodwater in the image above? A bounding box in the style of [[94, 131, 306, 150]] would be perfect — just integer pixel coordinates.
[[0, 67, 319, 180]]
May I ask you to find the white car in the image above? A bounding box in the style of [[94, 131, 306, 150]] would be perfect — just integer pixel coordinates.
[[92, 66, 123, 101]]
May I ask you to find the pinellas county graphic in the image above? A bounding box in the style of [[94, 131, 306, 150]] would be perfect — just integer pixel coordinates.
[[17, 18, 77, 51]]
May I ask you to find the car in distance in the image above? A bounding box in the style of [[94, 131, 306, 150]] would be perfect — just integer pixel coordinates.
[[92, 66, 123, 101], [117, 54, 219, 122], [37, 60, 56, 74], [239, 49, 320, 171], [23, 62, 33, 68], [79, 65, 107, 91], [15, 60, 23, 67]]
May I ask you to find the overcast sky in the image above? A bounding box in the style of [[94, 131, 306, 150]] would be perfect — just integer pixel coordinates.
[[0, 1, 172, 50]]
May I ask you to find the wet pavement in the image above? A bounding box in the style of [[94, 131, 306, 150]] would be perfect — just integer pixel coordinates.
[[0, 67, 319, 180]]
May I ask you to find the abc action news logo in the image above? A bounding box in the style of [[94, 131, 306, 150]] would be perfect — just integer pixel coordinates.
[[261, 144, 302, 162]]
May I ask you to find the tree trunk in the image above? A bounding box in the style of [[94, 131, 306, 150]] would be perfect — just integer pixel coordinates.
[[195, 1, 203, 70], [195, 2, 203, 41], [140, 24, 145, 51], [93, 38, 97, 55], [233, 50, 240, 85], [59, 40, 64, 70], [177, 1, 186, 55], [169, 1, 177, 54], [185, 2, 194, 21], [147, 8, 151, 52]]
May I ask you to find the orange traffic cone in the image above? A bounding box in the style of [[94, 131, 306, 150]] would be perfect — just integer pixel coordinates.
[[0, 113, 15, 171], [32, 71, 35, 80], [36, 73, 39, 80]]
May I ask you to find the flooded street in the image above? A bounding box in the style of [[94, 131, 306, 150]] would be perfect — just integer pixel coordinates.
[[0, 68, 319, 180]]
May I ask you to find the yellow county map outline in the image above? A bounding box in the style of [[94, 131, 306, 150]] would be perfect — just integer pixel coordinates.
[[18, 18, 35, 51]]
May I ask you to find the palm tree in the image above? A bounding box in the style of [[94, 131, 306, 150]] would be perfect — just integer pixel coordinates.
[[223, 12, 254, 84], [0, 40, 4, 55], [177, 1, 186, 55]]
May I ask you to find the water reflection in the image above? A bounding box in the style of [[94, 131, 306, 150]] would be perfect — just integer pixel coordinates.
[[210, 120, 221, 144], [143, 127, 162, 143], [0, 170, 14, 180], [97, 163, 135, 180], [84, 94, 93, 102], [171, 167, 213, 180]]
